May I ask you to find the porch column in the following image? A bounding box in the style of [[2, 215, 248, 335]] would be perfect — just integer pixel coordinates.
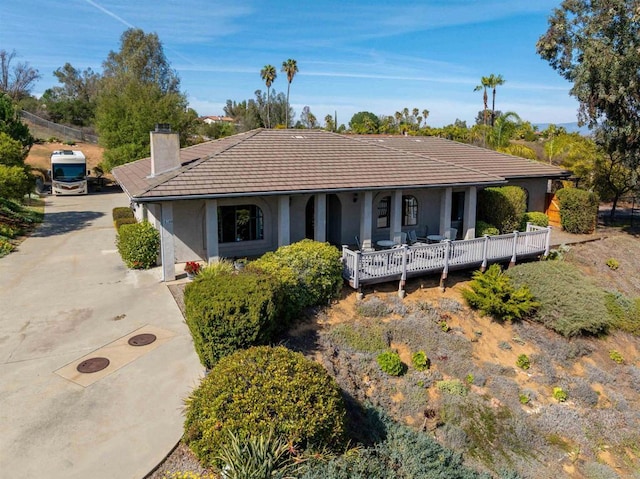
[[205, 199, 219, 263], [278, 195, 290, 247], [439, 187, 453, 235], [390, 189, 403, 240], [360, 191, 373, 249], [463, 186, 477, 239], [314, 193, 327, 242], [160, 202, 175, 282]]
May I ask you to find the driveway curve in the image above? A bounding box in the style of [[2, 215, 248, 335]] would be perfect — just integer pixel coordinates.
[[0, 189, 203, 479]]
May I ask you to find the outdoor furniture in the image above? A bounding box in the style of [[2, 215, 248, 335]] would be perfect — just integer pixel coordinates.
[[376, 239, 397, 249], [444, 228, 458, 240], [427, 234, 444, 243], [392, 231, 407, 245]]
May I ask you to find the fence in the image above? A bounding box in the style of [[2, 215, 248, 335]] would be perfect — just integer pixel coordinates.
[[19, 110, 98, 144]]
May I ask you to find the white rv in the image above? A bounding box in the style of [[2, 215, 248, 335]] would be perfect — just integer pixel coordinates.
[[50, 150, 88, 195]]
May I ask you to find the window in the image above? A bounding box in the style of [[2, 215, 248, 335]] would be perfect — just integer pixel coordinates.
[[218, 205, 264, 243], [377, 195, 418, 228], [377, 196, 390, 228], [403, 195, 418, 226]]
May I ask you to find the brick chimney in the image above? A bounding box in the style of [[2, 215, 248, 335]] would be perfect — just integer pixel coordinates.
[[150, 124, 180, 176]]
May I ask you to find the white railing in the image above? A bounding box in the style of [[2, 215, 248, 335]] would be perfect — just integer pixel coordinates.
[[342, 225, 551, 289]]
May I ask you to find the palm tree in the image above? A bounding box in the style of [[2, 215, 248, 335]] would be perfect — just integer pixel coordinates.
[[260, 64, 277, 128], [474, 76, 490, 127], [486, 74, 505, 127], [281, 59, 298, 128]]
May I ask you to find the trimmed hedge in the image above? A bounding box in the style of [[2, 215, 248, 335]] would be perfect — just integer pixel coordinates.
[[114, 217, 137, 230], [183, 270, 282, 368], [112, 206, 134, 221], [475, 220, 500, 237], [521, 211, 549, 230], [184, 346, 346, 467], [478, 186, 527, 233], [115, 221, 160, 269], [556, 188, 598, 234], [249, 239, 343, 315]]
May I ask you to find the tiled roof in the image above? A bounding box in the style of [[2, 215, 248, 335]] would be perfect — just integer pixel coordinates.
[[355, 135, 567, 179], [112, 129, 568, 201]]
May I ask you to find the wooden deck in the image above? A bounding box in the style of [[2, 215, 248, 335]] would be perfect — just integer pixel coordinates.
[[342, 225, 551, 292]]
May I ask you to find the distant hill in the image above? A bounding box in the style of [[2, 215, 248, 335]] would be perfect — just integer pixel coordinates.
[[534, 121, 592, 136]]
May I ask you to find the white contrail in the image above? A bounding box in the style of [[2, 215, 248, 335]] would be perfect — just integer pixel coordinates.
[[84, 0, 135, 29]]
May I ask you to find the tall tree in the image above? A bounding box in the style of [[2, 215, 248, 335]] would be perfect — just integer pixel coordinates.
[[42, 63, 101, 126], [0, 50, 41, 101], [260, 64, 277, 128], [281, 59, 298, 128], [474, 76, 490, 126], [537, 0, 640, 169], [349, 111, 379, 134], [95, 28, 193, 170], [486, 74, 505, 126]]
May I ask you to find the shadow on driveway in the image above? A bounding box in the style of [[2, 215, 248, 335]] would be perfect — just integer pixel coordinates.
[[32, 210, 105, 237]]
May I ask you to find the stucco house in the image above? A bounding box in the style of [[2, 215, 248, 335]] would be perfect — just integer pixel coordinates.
[[112, 127, 569, 281]]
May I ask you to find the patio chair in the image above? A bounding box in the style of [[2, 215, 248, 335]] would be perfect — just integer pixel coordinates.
[[355, 235, 361, 250], [416, 225, 429, 242], [393, 231, 408, 245], [444, 227, 458, 240], [407, 230, 418, 244]]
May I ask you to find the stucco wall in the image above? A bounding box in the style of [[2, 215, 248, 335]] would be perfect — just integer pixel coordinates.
[[503, 178, 550, 212]]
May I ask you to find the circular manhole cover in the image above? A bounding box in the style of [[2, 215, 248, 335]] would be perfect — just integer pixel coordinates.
[[128, 333, 157, 347], [77, 357, 110, 374]]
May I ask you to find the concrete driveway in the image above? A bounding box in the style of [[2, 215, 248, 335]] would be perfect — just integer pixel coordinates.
[[0, 189, 203, 479]]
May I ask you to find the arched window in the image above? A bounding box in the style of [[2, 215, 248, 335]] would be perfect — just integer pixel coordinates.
[[218, 205, 264, 243], [377, 195, 418, 228]]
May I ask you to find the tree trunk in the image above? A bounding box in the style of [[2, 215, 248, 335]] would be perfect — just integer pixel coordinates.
[[610, 196, 619, 219]]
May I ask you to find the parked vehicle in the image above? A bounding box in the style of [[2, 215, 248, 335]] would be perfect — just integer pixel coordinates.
[[50, 150, 88, 195]]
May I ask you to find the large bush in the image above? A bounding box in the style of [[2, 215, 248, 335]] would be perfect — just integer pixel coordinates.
[[183, 270, 282, 368], [115, 221, 160, 269], [112, 206, 134, 221], [249, 239, 343, 314], [0, 165, 33, 201], [462, 264, 539, 322], [508, 261, 610, 336], [184, 346, 346, 467], [556, 188, 598, 234], [475, 220, 500, 237], [477, 186, 527, 233]]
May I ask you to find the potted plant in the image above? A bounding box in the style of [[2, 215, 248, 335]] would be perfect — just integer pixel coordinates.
[[184, 261, 201, 279]]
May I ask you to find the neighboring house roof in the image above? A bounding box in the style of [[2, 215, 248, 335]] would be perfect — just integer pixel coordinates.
[[112, 129, 569, 202], [200, 115, 234, 123]]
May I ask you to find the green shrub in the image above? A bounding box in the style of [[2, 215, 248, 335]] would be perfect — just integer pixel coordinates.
[[475, 220, 500, 237], [508, 261, 610, 337], [516, 354, 531, 370], [184, 271, 282, 368], [462, 264, 539, 322], [114, 217, 137, 230], [0, 237, 14, 257], [0, 164, 33, 201], [249, 239, 343, 315], [299, 409, 491, 479], [436, 379, 468, 396], [195, 259, 235, 281], [115, 221, 160, 269], [605, 292, 640, 336], [0, 223, 18, 238], [609, 350, 624, 364], [478, 186, 527, 233], [439, 320, 450, 332], [376, 351, 406, 376], [112, 206, 134, 221], [552, 387, 567, 402], [411, 351, 430, 371], [605, 258, 619, 270], [184, 346, 346, 467], [556, 188, 599, 234], [519, 393, 531, 405], [215, 430, 301, 479], [521, 211, 549, 230]]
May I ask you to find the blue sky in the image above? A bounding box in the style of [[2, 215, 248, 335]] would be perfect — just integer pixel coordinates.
[[1, 0, 578, 127]]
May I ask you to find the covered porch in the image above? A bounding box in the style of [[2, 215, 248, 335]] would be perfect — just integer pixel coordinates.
[[342, 224, 551, 296]]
